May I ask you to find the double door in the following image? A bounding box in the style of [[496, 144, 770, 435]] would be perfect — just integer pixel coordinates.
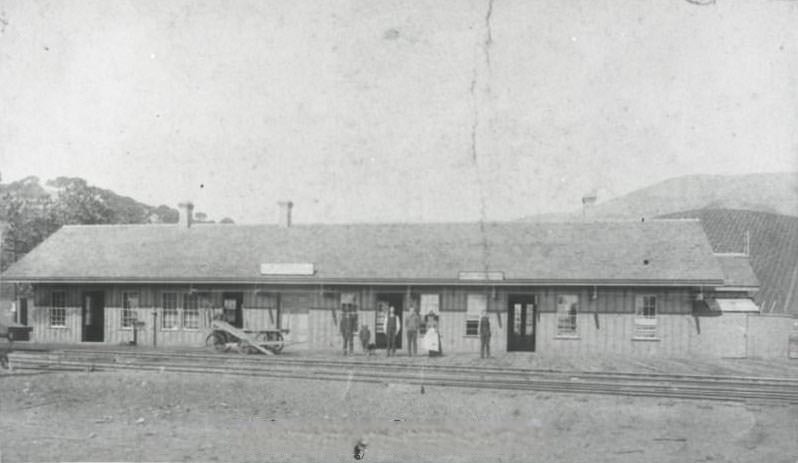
[[507, 295, 536, 352]]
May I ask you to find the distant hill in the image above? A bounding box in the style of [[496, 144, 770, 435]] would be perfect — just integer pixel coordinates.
[[523, 172, 798, 221], [659, 209, 798, 315], [518, 172, 798, 315]]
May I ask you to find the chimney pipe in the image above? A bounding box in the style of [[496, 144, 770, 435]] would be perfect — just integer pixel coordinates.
[[178, 201, 194, 228], [581, 192, 597, 221], [278, 201, 293, 227]]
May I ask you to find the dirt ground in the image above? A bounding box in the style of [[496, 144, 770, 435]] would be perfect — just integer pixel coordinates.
[[0, 369, 796, 463]]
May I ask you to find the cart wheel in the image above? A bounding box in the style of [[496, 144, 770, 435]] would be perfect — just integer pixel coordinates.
[[268, 331, 285, 354], [239, 342, 257, 355], [205, 333, 226, 352]]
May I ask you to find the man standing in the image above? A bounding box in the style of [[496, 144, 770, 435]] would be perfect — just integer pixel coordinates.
[[340, 311, 354, 355], [383, 306, 401, 357], [478, 310, 491, 359], [405, 306, 420, 356]]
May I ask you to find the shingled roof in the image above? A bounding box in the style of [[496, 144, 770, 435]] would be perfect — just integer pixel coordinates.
[[1, 220, 727, 286], [715, 254, 760, 289]]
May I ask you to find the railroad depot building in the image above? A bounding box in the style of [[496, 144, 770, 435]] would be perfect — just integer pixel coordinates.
[[1, 202, 763, 357]]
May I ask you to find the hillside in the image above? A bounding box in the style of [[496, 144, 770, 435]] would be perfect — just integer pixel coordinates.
[[523, 172, 798, 221], [659, 209, 798, 315]]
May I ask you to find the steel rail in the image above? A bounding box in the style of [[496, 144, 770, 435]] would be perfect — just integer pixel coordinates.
[[47, 348, 798, 386], [9, 359, 798, 404], [8, 353, 798, 405]]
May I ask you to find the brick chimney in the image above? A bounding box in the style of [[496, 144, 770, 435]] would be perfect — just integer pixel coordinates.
[[178, 201, 194, 228], [278, 201, 293, 227]]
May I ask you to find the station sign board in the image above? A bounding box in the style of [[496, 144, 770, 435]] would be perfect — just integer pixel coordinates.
[[260, 263, 315, 276], [458, 271, 505, 281]]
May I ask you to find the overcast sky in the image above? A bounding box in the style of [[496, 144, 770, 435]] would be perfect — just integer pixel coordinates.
[[0, 0, 796, 224]]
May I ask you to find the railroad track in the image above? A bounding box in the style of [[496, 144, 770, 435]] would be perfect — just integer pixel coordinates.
[[7, 349, 798, 404]]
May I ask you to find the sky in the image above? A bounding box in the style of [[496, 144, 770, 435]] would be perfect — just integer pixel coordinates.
[[0, 0, 796, 224]]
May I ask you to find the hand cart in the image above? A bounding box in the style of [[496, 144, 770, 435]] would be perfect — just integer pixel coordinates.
[[204, 320, 290, 355]]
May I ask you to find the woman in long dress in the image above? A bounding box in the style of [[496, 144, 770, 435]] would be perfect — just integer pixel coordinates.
[[424, 316, 442, 357]]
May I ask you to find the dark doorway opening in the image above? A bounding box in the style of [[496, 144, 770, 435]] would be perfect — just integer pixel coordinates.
[[13, 298, 31, 341], [18, 298, 28, 326], [375, 293, 403, 349], [82, 291, 105, 342], [507, 295, 536, 352], [222, 292, 244, 328]]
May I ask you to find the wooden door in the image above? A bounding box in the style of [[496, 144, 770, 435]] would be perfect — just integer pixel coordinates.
[[507, 295, 536, 352], [82, 291, 105, 342]]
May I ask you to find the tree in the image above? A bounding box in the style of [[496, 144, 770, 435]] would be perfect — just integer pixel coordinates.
[[0, 185, 57, 271], [48, 178, 113, 225]]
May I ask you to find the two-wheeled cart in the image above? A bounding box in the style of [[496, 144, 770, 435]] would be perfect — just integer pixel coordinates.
[[204, 320, 290, 355]]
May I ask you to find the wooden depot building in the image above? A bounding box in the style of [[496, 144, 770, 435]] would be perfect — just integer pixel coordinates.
[[0, 201, 762, 357]]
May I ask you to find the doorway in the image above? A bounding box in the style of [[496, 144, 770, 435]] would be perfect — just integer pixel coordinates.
[[222, 292, 244, 328], [507, 295, 536, 352], [82, 291, 105, 342], [375, 293, 403, 349], [17, 298, 28, 325]]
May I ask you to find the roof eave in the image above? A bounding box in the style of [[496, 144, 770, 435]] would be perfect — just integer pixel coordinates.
[[1, 276, 726, 287]]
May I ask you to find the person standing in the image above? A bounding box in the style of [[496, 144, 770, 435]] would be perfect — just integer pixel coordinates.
[[424, 324, 441, 357], [359, 323, 371, 355], [424, 310, 442, 356], [383, 306, 401, 357], [478, 310, 491, 359], [405, 306, 420, 356], [340, 311, 355, 355]]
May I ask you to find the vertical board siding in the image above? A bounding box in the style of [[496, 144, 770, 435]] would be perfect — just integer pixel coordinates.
[[29, 286, 81, 343], [538, 314, 692, 356], [27, 283, 790, 358], [687, 313, 747, 358], [746, 314, 795, 358]]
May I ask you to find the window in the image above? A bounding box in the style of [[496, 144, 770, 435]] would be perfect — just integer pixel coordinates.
[[122, 292, 140, 328], [50, 291, 66, 327], [466, 294, 487, 336], [634, 295, 657, 339], [556, 294, 579, 336], [162, 292, 179, 330], [183, 292, 208, 330], [420, 294, 440, 315]]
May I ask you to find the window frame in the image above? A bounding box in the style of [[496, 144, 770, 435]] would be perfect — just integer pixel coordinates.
[[50, 291, 67, 328], [633, 294, 658, 340], [122, 291, 140, 329], [161, 292, 180, 330], [555, 294, 579, 337], [183, 292, 208, 330], [465, 293, 487, 336]]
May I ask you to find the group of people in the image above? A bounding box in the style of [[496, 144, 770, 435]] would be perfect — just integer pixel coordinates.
[[339, 305, 493, 358], [380, 305, 443, 357]]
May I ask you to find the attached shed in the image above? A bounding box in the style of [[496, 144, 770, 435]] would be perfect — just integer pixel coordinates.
[[0, 208, 761, 356]]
